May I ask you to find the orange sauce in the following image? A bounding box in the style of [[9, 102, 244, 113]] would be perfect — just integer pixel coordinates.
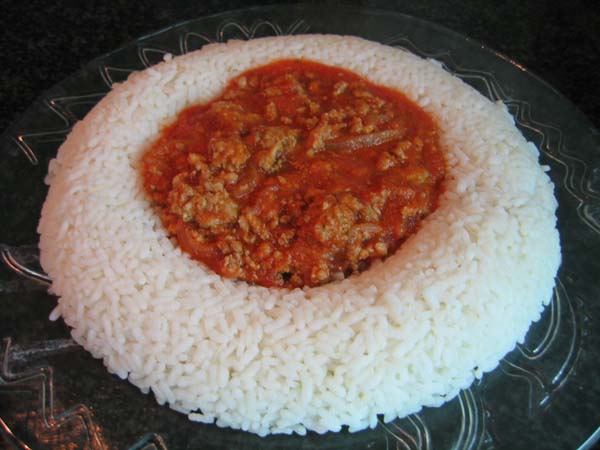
[[141, 60, 445, 288]]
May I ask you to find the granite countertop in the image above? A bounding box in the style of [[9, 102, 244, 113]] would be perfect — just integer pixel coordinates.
[[0, 1, 598, 449]]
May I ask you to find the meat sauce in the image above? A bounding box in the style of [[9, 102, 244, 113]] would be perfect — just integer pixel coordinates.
[[141, 60, 445, 288]]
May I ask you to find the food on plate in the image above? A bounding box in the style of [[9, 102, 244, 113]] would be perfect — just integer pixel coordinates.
[[140, 59, 445, 288], [38, 35, 560, 436]]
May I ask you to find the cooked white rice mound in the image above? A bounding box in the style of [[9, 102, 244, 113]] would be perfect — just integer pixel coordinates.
[[38, 35, 560, 436]]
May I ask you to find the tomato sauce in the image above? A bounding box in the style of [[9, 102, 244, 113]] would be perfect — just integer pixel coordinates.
[[141, 59, 445, 288]]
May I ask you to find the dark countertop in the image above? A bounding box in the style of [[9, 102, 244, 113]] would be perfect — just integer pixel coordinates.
[[0, 1, 598, 449], [1, 0, 598, 133]]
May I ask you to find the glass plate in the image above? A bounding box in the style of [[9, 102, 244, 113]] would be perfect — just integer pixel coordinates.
[[1, 5, 599, 450]]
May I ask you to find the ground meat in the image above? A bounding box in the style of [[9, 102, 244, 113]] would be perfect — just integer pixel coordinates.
[[313, 200, 356, 244], [208, 136, 250, 171], [168, 173, 238, 230], [141, 59, 445, 288], [250, 126, 300, 173], [305, 114, 345, 156]]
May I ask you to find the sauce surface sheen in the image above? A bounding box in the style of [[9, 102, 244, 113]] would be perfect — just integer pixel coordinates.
[[141, 59, 445, 288]]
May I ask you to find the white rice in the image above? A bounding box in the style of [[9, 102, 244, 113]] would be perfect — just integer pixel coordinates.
[[37, 35, 561, 436]]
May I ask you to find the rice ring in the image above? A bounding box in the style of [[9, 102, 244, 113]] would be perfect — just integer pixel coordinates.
[[38, 35, 561, 436]]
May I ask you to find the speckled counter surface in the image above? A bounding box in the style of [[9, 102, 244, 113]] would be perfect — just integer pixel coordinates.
[[0, 1, 598, 449]]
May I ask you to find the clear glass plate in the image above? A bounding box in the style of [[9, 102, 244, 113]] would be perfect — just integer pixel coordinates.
[[1, 5, 599, 450]]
